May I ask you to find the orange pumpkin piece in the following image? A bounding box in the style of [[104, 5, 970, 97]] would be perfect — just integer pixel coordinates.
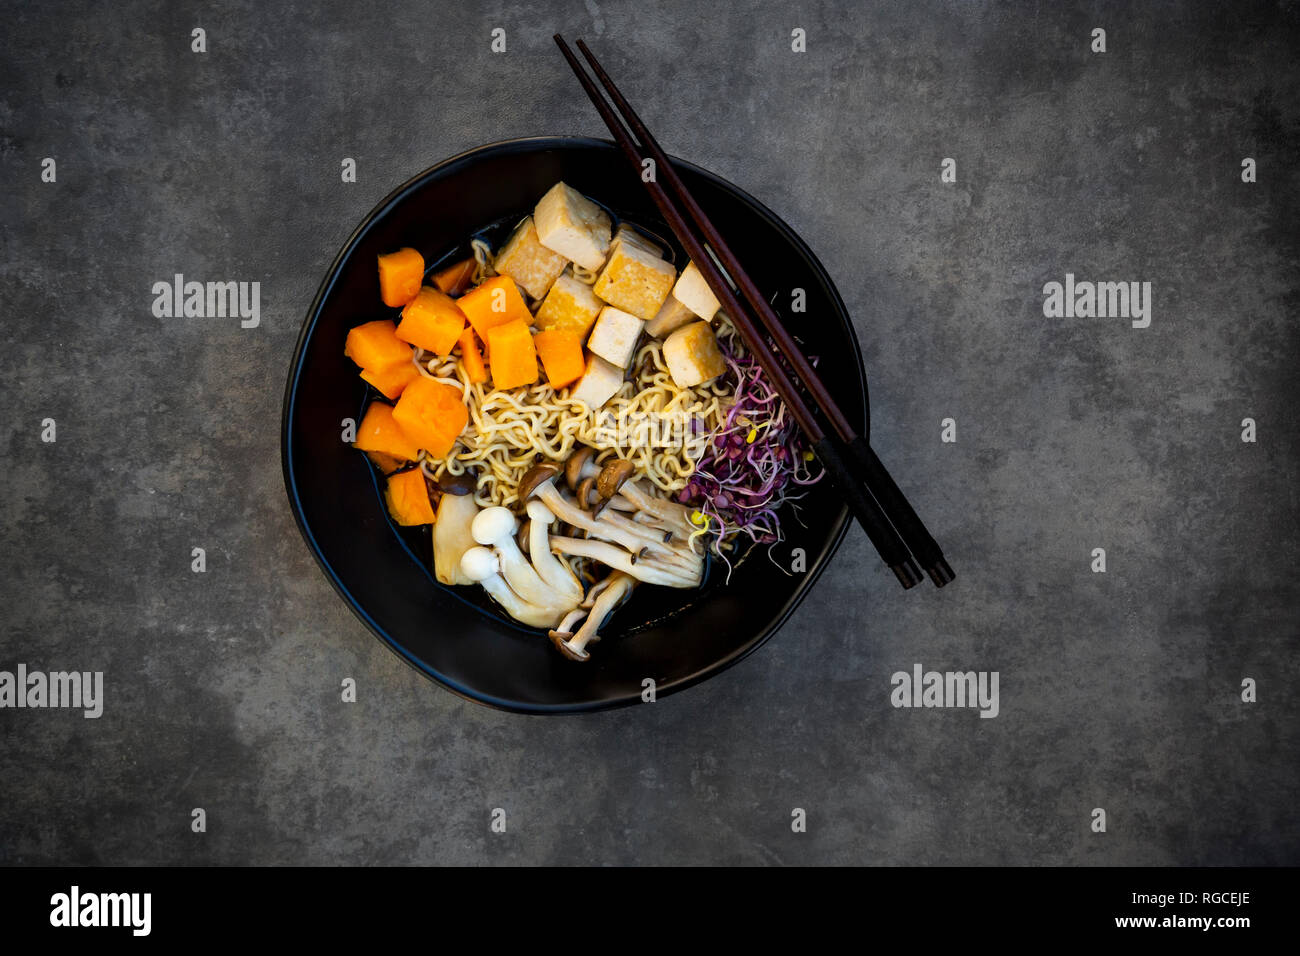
[[487, 319, 539, 390], [384, 468, 436, 526], [359, 360, 420, 400], [365, 451, 404, 474], [433, 258, 477, 296], [378, 248, 425, 308], [458, 275, 531, 342], [345, 319, 414, 373], [458, 328, 488, 384], [395, 287, 466, 355], [352, 402, 421, 461], [533, 329, 585, 388], [392, 377, 468, 459]]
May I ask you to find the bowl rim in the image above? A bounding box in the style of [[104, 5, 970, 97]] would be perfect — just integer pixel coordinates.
[[281, 135, 870, 713]]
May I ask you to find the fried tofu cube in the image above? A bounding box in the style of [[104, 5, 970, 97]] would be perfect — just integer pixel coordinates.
[[663, 321, 726, 387], [586, 306, 645, 369], [644, 294, 697, 338], [534, 182, 611, 271], [492, 216, 569, 300], [671, 260, 721, 321], [568, 353, 625, 410], [613, 224, 664, 259], [592, 241, 676, 320], [534, 273, 604, 338]]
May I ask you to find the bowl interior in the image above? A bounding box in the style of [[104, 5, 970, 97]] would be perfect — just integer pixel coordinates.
[[283, 138, 867, 712]]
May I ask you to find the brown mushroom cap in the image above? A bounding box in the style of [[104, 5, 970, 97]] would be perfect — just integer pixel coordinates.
[[564, 446, 596, 491], [596, 459, 636, 499], [517, 462, 561, 500], [576, 476, 598, 509], [548, 630, 590, 661], [437, 471, 477, 496], [515, 518, 531, 555]]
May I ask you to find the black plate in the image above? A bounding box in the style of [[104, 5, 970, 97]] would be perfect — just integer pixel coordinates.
[[281, 137, 868, 713]]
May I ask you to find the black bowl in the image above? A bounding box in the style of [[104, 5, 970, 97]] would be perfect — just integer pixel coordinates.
[[281, 137, 868, 713]]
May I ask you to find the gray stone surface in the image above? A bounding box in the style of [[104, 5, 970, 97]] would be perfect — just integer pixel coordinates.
[[1, 1, 1297, 865]]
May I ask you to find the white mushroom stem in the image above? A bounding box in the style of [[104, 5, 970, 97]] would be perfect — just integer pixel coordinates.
[[617, 479, 697, 536], [525, 500, 583, 604], [553, 607, 588, 634], [460, 547, 565, 629], [588, 507, 699, 572], [472, 507, 564, 610], [580, 574, 616, 609], [570, 457, 694, 536], [552, 573, 637, 661], [599, 509, 674, 545], [533, 480, 679, 559], [550, 536, 702, 588]]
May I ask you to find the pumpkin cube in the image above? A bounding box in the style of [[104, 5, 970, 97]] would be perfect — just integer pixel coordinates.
[[365, 451, 405, 474], [533, 182, 611, 271], [586, 306, 644, 369], [457, 328, 488, 384], [360, 360, 421, 400], [378, 247, 425, 308], [591, 240, 676, 319], [432, 257, 476, 295], [534, 273, 603, 338], [671, 260, 721, 322], [487, 319, 539, 390], [534, 329, 586, 389], [345, 319, 414, 373], [568, 353, 625, 410], [395, 287, 466, 356], [493, 216, 569, 300], [457, 275, 531, 342], [392, 377, 469, 459], [384, 468, 436, 526], [663, 321, 727, 388], [353, 402, 421, 461]]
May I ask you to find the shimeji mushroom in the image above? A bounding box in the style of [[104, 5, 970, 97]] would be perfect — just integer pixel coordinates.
[[516, 463, 683, 561], [471, 507, 557, 608], [548, 535, 702, 588], [467, 505, 590, 629], [548, 571, 637, 662], [460, 547, 567, 629], [565, 447, 696, 537], [524, 500, 583, 606], [554, 458, 694, 566]]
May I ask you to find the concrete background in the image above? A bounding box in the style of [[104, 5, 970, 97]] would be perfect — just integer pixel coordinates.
[[1, 0, 1297, 865]]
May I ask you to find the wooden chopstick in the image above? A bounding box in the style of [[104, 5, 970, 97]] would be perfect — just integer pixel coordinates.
[[569, 39, 954, 589], [554, 34, 927, 590]]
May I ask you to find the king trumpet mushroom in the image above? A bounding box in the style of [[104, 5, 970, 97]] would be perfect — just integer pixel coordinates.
[[548, 571, 637, 662], [433, 472, 479, 587]]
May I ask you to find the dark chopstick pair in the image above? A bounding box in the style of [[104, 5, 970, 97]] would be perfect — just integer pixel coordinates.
[[555, 35, 954, 590]]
